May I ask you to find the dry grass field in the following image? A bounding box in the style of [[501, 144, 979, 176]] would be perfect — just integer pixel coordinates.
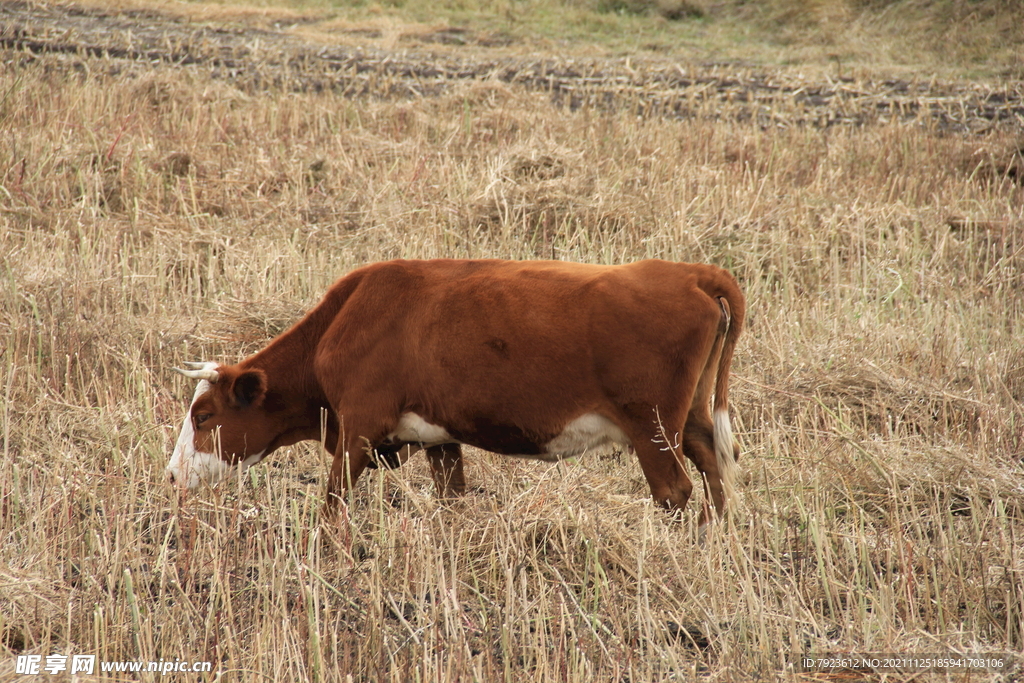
[[1, 1, 1023, 680]]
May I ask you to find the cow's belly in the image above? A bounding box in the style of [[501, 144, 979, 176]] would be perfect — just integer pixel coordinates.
[[387, 411, 630, 462]]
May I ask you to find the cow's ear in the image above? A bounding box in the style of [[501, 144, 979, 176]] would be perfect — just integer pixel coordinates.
[[229, 369, 267, 408]]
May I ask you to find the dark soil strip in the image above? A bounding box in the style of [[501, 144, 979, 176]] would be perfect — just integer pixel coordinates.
[[2, 0, 1023, 130]]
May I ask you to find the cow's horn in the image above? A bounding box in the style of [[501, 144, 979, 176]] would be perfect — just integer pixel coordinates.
[[172, 362, 220, 382]]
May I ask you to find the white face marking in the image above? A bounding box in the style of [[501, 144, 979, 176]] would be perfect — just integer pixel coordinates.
[[166, 364, 265, 489], [386, 412, 454, 446], [540, 413, 630, 462]]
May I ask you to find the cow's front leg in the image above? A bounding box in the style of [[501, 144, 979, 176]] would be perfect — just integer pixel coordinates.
[[324, 435, 372, 513], [427, 443, 465, 498]]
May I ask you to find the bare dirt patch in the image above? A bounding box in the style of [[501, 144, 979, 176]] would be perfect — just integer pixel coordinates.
[[3, 0, 1024, 130]]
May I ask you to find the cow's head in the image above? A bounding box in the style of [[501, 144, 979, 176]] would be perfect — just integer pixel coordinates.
[[166, 362, 272, 488]]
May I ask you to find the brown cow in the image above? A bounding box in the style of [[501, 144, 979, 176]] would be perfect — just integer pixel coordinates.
[[167, 259, 744, 524]]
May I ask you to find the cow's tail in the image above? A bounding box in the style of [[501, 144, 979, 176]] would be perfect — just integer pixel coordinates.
[[712, 290, 743, 510]]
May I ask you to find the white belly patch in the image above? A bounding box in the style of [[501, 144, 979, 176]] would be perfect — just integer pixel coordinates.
[[542, 413, 631, 461], [387, 412, 454, 446]]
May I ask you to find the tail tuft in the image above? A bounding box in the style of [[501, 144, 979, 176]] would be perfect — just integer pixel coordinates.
[[713, 409, 738, 508]]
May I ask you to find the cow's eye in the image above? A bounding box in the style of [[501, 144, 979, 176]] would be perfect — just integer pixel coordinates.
[[193, 413, 212, 429]]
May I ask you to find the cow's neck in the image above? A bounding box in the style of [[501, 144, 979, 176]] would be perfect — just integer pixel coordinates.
[[245, 285, 347, 397], [238, 296, 341, 449]]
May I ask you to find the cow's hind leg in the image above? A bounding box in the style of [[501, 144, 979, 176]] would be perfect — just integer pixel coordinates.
[[427, 443, 466, 499], [627, 421, 694, 516], [626, 296, 720, 518], [683, 304, 732, 526], [682, 411, 725, 526]]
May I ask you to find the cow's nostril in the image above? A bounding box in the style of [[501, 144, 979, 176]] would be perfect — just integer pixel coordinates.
[[167, 470, 177, 485]]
